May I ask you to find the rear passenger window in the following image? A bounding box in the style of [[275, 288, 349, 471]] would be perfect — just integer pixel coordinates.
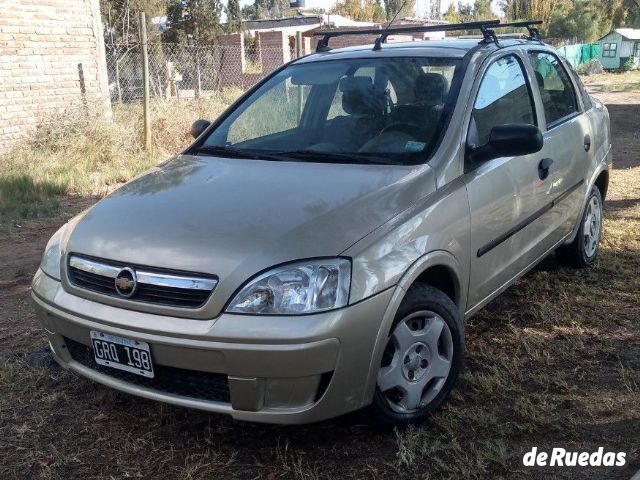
[[468, 55, 535, 148], [528, 52, 579, 126]]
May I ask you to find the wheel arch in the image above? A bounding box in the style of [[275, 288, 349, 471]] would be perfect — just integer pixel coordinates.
[[594, 169, 609, 200], [361, 250, 465, 405], [565, 165, 610, 244]]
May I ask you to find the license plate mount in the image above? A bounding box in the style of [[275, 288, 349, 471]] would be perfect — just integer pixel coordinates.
[[90, 330, 154, 378]]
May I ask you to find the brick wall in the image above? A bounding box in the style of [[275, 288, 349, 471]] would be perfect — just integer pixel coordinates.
[[257, 31, 291, 73], [0, 0, 110, 152], [214, 32, 292, 89]]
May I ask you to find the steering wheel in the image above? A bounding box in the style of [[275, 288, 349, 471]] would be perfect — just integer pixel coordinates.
[[380, 122, 417, 137]]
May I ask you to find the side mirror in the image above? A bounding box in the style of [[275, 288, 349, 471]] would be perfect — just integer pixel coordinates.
[[468, 124, 543, 163], [190, 119, 211, 139]]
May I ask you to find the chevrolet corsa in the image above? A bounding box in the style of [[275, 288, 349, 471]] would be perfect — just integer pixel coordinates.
[[32, 21, 611, 426]]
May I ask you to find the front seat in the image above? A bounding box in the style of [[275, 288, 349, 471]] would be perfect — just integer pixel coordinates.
[[325, 76, 384, 151], [389, 72, 448, 143]]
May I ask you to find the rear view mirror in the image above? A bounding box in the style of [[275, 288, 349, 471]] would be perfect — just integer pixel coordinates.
[[289, 62, 349, 85], [468, 124, 543, 163], [191, 119, 211, 139]]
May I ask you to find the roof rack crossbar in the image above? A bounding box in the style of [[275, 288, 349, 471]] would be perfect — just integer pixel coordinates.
[[312, 19, 544, 52], [498, 20, 543, 41]]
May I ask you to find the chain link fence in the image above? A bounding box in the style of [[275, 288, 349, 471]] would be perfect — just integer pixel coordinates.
[[105, 42, 297, 104]]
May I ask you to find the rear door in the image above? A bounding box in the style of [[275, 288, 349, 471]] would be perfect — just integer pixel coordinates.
[[464, 53, 549, 309], [525, 51, 590, 241]]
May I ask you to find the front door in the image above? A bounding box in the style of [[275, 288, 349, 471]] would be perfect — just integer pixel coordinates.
[[464, 53, 549, 310]]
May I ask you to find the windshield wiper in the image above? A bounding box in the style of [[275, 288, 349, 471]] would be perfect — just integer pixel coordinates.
[[267, 150, 387, 164], [191, 145, 256, 159], [191, 146, 390, 164], [190, 145, 296, 162]]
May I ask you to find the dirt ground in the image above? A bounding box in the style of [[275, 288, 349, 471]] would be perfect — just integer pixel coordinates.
[[0, 91, 638, 479]]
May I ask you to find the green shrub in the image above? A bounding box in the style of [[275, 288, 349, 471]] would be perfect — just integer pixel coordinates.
[[622, 58, 635, 71]]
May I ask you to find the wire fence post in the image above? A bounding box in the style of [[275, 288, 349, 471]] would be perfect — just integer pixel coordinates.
[[139, 12, 151, 151], [295, 31, 302, 58], [194, 46, 202, 99]]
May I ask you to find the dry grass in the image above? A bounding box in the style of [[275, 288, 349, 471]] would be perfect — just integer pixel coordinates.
[[0, 90, 639, 479], [392, 194, 640, 478], [582, 70, 640, 93], [0, 89, 242, 228]]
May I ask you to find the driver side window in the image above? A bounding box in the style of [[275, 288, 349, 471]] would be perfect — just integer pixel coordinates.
[[468, 55, 536, 148]]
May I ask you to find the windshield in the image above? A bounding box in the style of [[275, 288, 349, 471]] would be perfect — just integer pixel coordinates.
[[198, 57, 462, 165]]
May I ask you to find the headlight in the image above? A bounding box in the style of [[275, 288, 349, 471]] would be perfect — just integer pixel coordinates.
[[226, 258, 351, 315], [40, 225, 66, 280]]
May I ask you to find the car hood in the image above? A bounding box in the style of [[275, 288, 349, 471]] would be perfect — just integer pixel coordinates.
[[65, 155, 435, 317]]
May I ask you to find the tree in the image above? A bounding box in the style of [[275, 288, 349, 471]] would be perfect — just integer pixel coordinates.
[[241, 3, 258, 19], [547, 1, 600, 42], [545, 0, 640, 41], [456, 2, 473, 22], [252, 0, 291, 19], [100, 0, 165, 102], [501, 0, 558, 27], [227, 0, 242, 32], [443, 3, 459, 22], [472, 0, 494, 20], [331, 0, 385, 22], [624, 0, 640, 26], [101, 0, 165, 46], [163, 0, 224, 44], [383, 0, 416, 20], [596, 0, 625, 34]]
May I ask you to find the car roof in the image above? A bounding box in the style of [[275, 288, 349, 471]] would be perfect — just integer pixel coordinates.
[[294, 38, 551, 64]]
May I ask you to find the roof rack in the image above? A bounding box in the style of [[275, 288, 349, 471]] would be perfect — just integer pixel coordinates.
[[498, 20, 543, 41], [312, 19, 543, 52]]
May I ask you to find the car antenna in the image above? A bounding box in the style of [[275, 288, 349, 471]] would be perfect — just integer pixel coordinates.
[[373, 0, 408, 51]]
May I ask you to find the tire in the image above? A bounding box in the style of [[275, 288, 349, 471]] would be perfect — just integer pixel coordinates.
[[556, 185, 603, 268], [369, 283, 463, 427]]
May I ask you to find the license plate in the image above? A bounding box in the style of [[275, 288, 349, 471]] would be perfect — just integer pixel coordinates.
[[90, 331, 154, 378]]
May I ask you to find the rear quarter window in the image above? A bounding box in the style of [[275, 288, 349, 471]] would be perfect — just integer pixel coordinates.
[[569, 66, 593, 111]]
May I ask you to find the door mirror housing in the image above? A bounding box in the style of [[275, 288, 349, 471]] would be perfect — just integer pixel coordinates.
[[191, 119, 211, 139], [468, 124, 543, 163]]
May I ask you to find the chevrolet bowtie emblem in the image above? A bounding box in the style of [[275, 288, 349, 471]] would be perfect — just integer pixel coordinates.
[[115, 277, 134, 290], [114, 267, 137, 298]]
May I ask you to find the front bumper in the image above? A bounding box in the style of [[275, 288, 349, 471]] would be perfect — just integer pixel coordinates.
[[32, 269, 394, 424]]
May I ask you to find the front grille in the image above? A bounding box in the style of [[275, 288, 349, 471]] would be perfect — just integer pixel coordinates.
[[65, 337, 230, 403], [68, 254, 217, 309]]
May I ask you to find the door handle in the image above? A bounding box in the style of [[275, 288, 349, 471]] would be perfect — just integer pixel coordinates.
[[538, 158, 553, 180], [584, 134, 591, 151]]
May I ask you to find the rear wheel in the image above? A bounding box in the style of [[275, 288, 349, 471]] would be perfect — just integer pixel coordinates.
[[556, 186, 603, 268], [370, 284, 463, 426]]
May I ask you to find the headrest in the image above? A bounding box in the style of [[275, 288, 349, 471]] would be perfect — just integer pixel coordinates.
[[339, 76, 381, 115], [414, 73, 448, 106]]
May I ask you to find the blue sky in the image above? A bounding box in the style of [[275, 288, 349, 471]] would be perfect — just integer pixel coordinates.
[[238, 0, 503, 16]]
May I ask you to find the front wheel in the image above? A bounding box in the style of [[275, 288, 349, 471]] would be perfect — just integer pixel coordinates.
[[369, 284, 463, 426], [556, 185, 603, 268]]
